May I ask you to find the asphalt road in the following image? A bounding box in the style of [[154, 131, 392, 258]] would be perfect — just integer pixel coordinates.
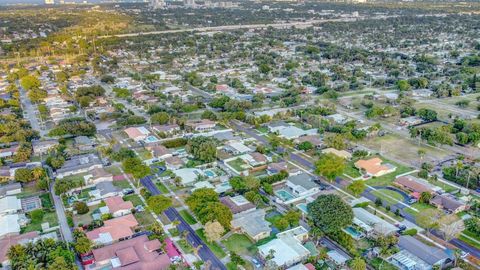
[[140, 176, 227, 270], [18, 85, 46, 136]]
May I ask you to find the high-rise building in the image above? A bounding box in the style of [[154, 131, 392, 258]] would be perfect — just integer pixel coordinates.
[[151, 0, 166, 9], [45, 0, 54, 4]]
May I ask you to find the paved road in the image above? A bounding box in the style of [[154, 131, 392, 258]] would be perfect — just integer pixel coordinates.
[[140, 177, 227, 270], [18, 85, 46, 136], [49, 182, 74, 242]]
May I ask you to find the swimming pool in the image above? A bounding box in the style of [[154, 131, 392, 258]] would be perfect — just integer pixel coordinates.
[[296, 203, 308, 214], [275, 189, 295, 201], [343, 226, 364, 240], [204, 170, 216, 178], [144, 136, 160, 143]]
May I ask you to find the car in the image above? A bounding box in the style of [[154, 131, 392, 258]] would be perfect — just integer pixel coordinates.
[[460, 251, 469, 259], [251, 258, 262, 268], [407, 198, 417, 204], [395, 223, 407, 230], [122, 188, 134, 195]]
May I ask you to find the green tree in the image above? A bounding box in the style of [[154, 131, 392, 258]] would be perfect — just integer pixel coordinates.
[[185, 136, 217, 163], [20, 75, 41, 90], [347, 180, 366, 196], [147, 195, 172, 214], [416, 208, 442, 235], [14, 168, 33, 183], [297, 141, 313, 151], [150, 112, 170, 125], [315, 153, 346, 181], [74, 237, 92, 254], [349, 257, 366, 270], [308, 194, 353, 234], [419, 191, 432, 203]]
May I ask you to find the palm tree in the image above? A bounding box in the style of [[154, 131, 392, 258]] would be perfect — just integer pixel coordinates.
[[192, 244, 203, 257]]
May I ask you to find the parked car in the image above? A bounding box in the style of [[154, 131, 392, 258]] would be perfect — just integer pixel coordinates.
[[251, 258, 262, 268], [122, 188, 134, 195]]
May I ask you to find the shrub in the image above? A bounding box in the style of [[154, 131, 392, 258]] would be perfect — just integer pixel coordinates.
[[74, 202, 89, 215]]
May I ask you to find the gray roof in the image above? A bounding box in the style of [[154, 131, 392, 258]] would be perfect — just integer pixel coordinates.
[[57, 154, 102, 174], [232, 209, 271, 238], [287, 173, 318, 190], [0, 182, 21, 197], [96, 181, 120, 196], [398, 236, 452, 265], [74, 136, 94, 145]]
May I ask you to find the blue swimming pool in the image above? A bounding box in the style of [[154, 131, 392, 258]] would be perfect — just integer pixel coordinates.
[[275, 189, 295, 201], [343, 226, 364, 240], [297, 203, 308, 214], [144, 136, 160, 143], [204, 170, 216, 178]]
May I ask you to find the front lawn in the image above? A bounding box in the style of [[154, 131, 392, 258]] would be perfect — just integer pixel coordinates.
[[371, 189, 405, 205], [459, 234, 480, 250], [156, 182, 170, 194], [135, 211, 156, 227], [113, 180, 132, 189], [344, 162, 362, 178], [404, 202, 435, 218], [104, 166, 122, 175], [124, 194, 143, 207], [179, 210, 197, 225], [195, 229, 226, 258], [177, 239, 194, 253], [221, 233, 256, 255]]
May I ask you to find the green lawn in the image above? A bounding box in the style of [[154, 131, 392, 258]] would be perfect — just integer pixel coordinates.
[[136, 149, 153, 160], [221, 234, 256, 255], [135, 211, 156, 226], [22, 211, 58, 233], [113, 180, 132, 189], [195, 229, 226, 258], [104, 166, 122, 175], [124, 194, 143, 207], [156, 182, 170, 194], [179, 210, 197, 225], [369, 258, 398, 270], [404, 202, 435, 218], [168, 228, 180, 237], [256, 126, 269, 134], [344, 162, 362, 178], [40, 193, 53, 209], [17, 184, 43, 199], [227, 158, 248, 172], [371, 189, 405, 205], [177, 239, 194, 253]]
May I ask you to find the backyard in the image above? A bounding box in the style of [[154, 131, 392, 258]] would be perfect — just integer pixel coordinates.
[[365, 156, 414, 186], [22, 210, 59, 233], [227, 158, 248, 172], [221, 233, 256, 256]]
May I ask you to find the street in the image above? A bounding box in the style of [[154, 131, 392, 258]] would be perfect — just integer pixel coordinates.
[[18, 85, 47, 136], [140, 176, 227, 270]]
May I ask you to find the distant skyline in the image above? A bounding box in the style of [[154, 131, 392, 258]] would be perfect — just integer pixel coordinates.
[[1, 0, 123, 5]]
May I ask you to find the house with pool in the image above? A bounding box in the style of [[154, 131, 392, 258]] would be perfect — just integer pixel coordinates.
[[274, 173, 321, 205]]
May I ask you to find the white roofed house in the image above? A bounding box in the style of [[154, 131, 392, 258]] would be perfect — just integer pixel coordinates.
[[0, 196, 23, 238], [352, 207, 397, 236], [285, 173, 320, 198], [56, 154, 103, 179], [258, 226, 310, 268], [185, 119, 216, 132], [231, 209, 272, 242], [0, 196, 21, 215], [124, 126, 151, 142]]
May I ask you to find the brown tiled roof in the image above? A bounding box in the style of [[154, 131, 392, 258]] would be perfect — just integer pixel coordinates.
[[92, 235, 170, 270], [394, 176, 432, 194]]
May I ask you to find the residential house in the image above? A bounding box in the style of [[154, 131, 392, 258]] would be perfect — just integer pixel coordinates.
[[165, 156, 185, 171], [32, 139, 58, 155], [103, 196, 133, 217], [185, 119, 216, 132], [394, 175, 435, 199], [399, 116, 423, 127], [325, 113, 348, 124], [0, 196, 21, 215], [85, 168, 113, 185], [430, 194, 468, 214], [258, 226, 310, 268], [389, 235, 454, 270], [173, 168, 202, 185], [90, 235, 170, 270], [294, 135, 323, 148], [221, 195, 256, 214], [74, 136, 96, 151], [267, 162, 288, 175], [89, 181, 122, 201], [0, 145, 19, 159], [224, 141, 252, 155], [0, 214, 22, 238], [152, 124, 180, 135], [147, 145, 172, 160], [124, 126, 151, 142], [86, 214, 138, 245], [354, 157, 396, 178], [0, 182, 22, 198], [285, 173, 320, 198], [56, 154, 103, 179], [231, 209, 272, 241], [352, 207, 397, 236]]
